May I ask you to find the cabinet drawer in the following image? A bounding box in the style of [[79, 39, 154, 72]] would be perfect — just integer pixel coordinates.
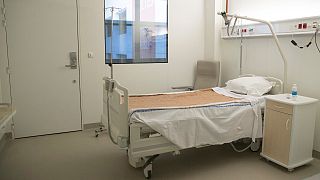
[[266, 100, 293, 114]]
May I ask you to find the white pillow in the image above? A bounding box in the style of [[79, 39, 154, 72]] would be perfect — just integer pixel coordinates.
[[225, 76, 273, 96]]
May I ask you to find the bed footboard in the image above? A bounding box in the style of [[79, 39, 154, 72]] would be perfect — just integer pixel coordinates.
[[128, 122, 179, 168], [103, 78, 129, 148], [103, 78, 181, 170]]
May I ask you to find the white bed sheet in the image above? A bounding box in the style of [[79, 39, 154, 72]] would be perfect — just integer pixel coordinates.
[[129, 88, 263, 149], [213, 87, 273, 109]]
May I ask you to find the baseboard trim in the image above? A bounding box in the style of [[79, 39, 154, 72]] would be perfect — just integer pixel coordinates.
[[0, 133, 12, 153], [313, 150, 320, 160], [83, 123, 102, 130]]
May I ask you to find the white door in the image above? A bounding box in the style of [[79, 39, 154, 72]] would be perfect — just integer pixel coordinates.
[[0, 0, 11, 104], [5, 0, 82, 137]]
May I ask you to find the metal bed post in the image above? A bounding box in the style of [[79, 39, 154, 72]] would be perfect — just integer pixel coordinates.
[[109, 7, 114, 79], [96, 6, 122, 137], [106, 6, 122, 79]]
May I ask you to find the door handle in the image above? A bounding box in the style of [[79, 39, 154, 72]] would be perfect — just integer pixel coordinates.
[[65, 52, 78, 69], [65, 64, 77, 68]]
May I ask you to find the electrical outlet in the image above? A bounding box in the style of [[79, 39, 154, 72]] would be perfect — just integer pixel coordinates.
[[88, 52, 94, 58], [303, 23, 307, 29], [312, 22, 318, 28]]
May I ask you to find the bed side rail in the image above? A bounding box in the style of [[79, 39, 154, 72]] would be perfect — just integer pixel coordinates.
[[103, 77, 129, 148], [264, 76, 283, 94]]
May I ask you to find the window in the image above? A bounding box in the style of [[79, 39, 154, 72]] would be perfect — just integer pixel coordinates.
[[105, 0, 168, 64]]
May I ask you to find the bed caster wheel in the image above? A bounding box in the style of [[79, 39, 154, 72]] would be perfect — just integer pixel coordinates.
[[95, 130, 99, 137], [142, 154, 159, 179], [172, 150, 181, 156], [250, 140, 261, 152], [94, 126, 105, 138], [143, 164, 152, 179], [145, 170, 152, 179]]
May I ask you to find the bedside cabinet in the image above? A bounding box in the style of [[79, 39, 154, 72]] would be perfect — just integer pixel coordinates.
[[261, 94, 318, 171]]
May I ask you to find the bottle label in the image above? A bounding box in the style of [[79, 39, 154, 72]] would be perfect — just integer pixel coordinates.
[[292, 91, 298, 96]]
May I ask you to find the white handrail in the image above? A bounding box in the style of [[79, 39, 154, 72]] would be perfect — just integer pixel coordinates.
[[218, 12, 288, 93]]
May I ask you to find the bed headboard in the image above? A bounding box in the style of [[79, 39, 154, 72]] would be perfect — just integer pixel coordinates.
[[264, 77, 283, 95], [239, 74, 283, 95]]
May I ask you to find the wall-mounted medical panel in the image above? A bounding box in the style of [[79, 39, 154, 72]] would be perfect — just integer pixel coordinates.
[[221, 16, 320, 39]]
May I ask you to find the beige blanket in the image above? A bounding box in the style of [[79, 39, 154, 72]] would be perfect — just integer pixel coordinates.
[[129, 89, 237, 110]]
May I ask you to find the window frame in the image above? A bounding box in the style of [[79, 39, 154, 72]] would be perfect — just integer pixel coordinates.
[[104, 0, 169, 64]]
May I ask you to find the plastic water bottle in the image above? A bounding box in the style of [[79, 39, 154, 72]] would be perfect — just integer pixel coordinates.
[[291, 84, 298, 101]]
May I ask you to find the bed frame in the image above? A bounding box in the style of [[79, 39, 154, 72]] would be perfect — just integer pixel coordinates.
[[101, 76, 283, 178]]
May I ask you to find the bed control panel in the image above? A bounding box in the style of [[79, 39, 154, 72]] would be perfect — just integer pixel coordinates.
[[105, 78, 115, 93]]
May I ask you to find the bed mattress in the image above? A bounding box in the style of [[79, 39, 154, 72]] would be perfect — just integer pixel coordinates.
[[128, 88, 263, 149]]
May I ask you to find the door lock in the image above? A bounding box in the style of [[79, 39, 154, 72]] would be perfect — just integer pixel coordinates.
[[65, 52, 78, 69]]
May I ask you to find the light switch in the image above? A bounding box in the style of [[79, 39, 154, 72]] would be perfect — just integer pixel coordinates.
[[88, 52, 94, 58]]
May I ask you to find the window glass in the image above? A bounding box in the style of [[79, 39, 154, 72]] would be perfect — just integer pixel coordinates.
[[105, 0, 168, 64]]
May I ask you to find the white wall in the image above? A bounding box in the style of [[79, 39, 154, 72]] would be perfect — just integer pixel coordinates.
[[104, 0, 205, 94], [0, 0, 10, 104], [217, 0, 320, 151], [79, 0, 206, 124], [204, 0, 223, 62], [0, 79, 2, 102], [78, 0, 105, 125], [228, 0, 320, 22], [0, 0, 3, 103], [204, 0, 215, 60]]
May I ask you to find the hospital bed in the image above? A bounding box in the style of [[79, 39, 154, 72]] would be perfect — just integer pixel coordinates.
[[101, 75, 283, 179]]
